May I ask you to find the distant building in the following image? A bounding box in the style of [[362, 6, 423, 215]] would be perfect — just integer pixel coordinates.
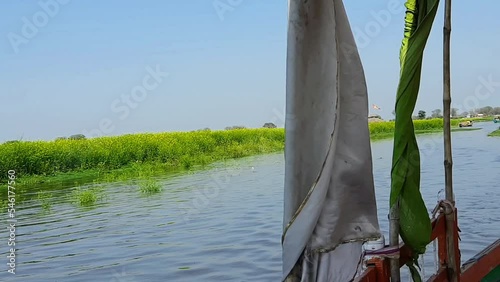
[[368, 115, 384, 123]]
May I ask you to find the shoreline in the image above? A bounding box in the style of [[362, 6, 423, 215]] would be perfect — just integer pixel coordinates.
[[0, 119, 487, 188], [488, 129, 500, 137]]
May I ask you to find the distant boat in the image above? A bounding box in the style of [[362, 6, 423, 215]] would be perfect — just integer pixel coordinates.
[[459, 120, 473, 127]]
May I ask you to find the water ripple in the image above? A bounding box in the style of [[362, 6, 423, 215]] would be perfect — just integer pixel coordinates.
[[1, 125, 499, 281]]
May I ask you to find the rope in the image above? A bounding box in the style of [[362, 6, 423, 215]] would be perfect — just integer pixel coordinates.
[[364, 245, 400, 259], [430, 193, 448, 276]]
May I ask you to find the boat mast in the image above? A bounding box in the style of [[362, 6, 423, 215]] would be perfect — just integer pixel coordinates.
[[443, 0, 453, 204], [443, 0, 459, 281]]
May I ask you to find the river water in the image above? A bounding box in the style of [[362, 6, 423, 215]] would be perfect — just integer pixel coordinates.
[[1, 123, 499, 281]]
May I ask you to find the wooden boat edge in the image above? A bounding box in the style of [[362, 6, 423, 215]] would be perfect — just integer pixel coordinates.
[[356, 211, 500, 282]]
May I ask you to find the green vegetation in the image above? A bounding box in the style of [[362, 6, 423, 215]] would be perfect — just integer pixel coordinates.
[[488, 129, 500, 137], [139, 179, 162, 194], [369, 118, 467, 140], [0, 129, 284, 181], [453, 127, 481, 132], [0, 200, 7, 211], [460, 116, 493, 122], [70, 185, 105, 207], [0, 119, 487, 186], [37, 191, 52, 211], [418, 110, 427, 119]]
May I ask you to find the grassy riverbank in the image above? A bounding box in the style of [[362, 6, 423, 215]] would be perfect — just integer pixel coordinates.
[[368, 118, 468, 140], [0, 118, 482, 185], [488, 129, 500, 137], [0, 129, 285, 182]]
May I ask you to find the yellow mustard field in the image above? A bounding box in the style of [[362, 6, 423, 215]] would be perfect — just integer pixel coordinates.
[[0, 119, 467, 180]]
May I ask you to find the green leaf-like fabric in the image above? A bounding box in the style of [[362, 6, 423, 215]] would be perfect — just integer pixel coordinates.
[[391, 0, 440, 256], [407, 260, 423, 282]]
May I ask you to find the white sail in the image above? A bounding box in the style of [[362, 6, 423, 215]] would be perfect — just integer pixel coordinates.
[[283, 0, 381, 281]]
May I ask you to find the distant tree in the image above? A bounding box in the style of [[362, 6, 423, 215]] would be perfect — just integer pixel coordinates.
[[451, 108, 459, 117], [418, 110, 426, 119], [3, 140, 20, 144], [262, 122, 277, 128], [192, 128, 211, 132], [55, 137, 67, 141], [478, 106, 493, 115], [431, 109, 442, 118], [492, 107, 500, 115], [69, 134, 86, 140], [225, 126, 246, 130]]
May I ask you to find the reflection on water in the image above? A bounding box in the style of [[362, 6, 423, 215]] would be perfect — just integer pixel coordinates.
[[1, 123, 499, 281]]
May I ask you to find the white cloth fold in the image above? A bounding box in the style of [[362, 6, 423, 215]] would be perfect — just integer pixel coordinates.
[[283, 0, 381, 281]]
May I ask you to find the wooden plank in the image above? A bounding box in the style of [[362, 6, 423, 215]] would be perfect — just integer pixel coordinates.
[[461, 239, 500, 282], [357, 210, 500, 282], [354, 267, 378, 282], [427, 267, 448, 282]]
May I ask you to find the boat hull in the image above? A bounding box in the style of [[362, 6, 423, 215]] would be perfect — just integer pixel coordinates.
[[356, 209, 500, 282]]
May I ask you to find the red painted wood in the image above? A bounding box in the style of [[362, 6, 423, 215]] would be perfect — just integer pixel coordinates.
[[354, 267, 378, 282], [461, 240, 500, 282], [427, 267, 448, 282], [357, 211, 499, 282]]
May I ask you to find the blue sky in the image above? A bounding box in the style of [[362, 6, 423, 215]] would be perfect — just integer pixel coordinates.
[[1, 0, 499, 142]]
